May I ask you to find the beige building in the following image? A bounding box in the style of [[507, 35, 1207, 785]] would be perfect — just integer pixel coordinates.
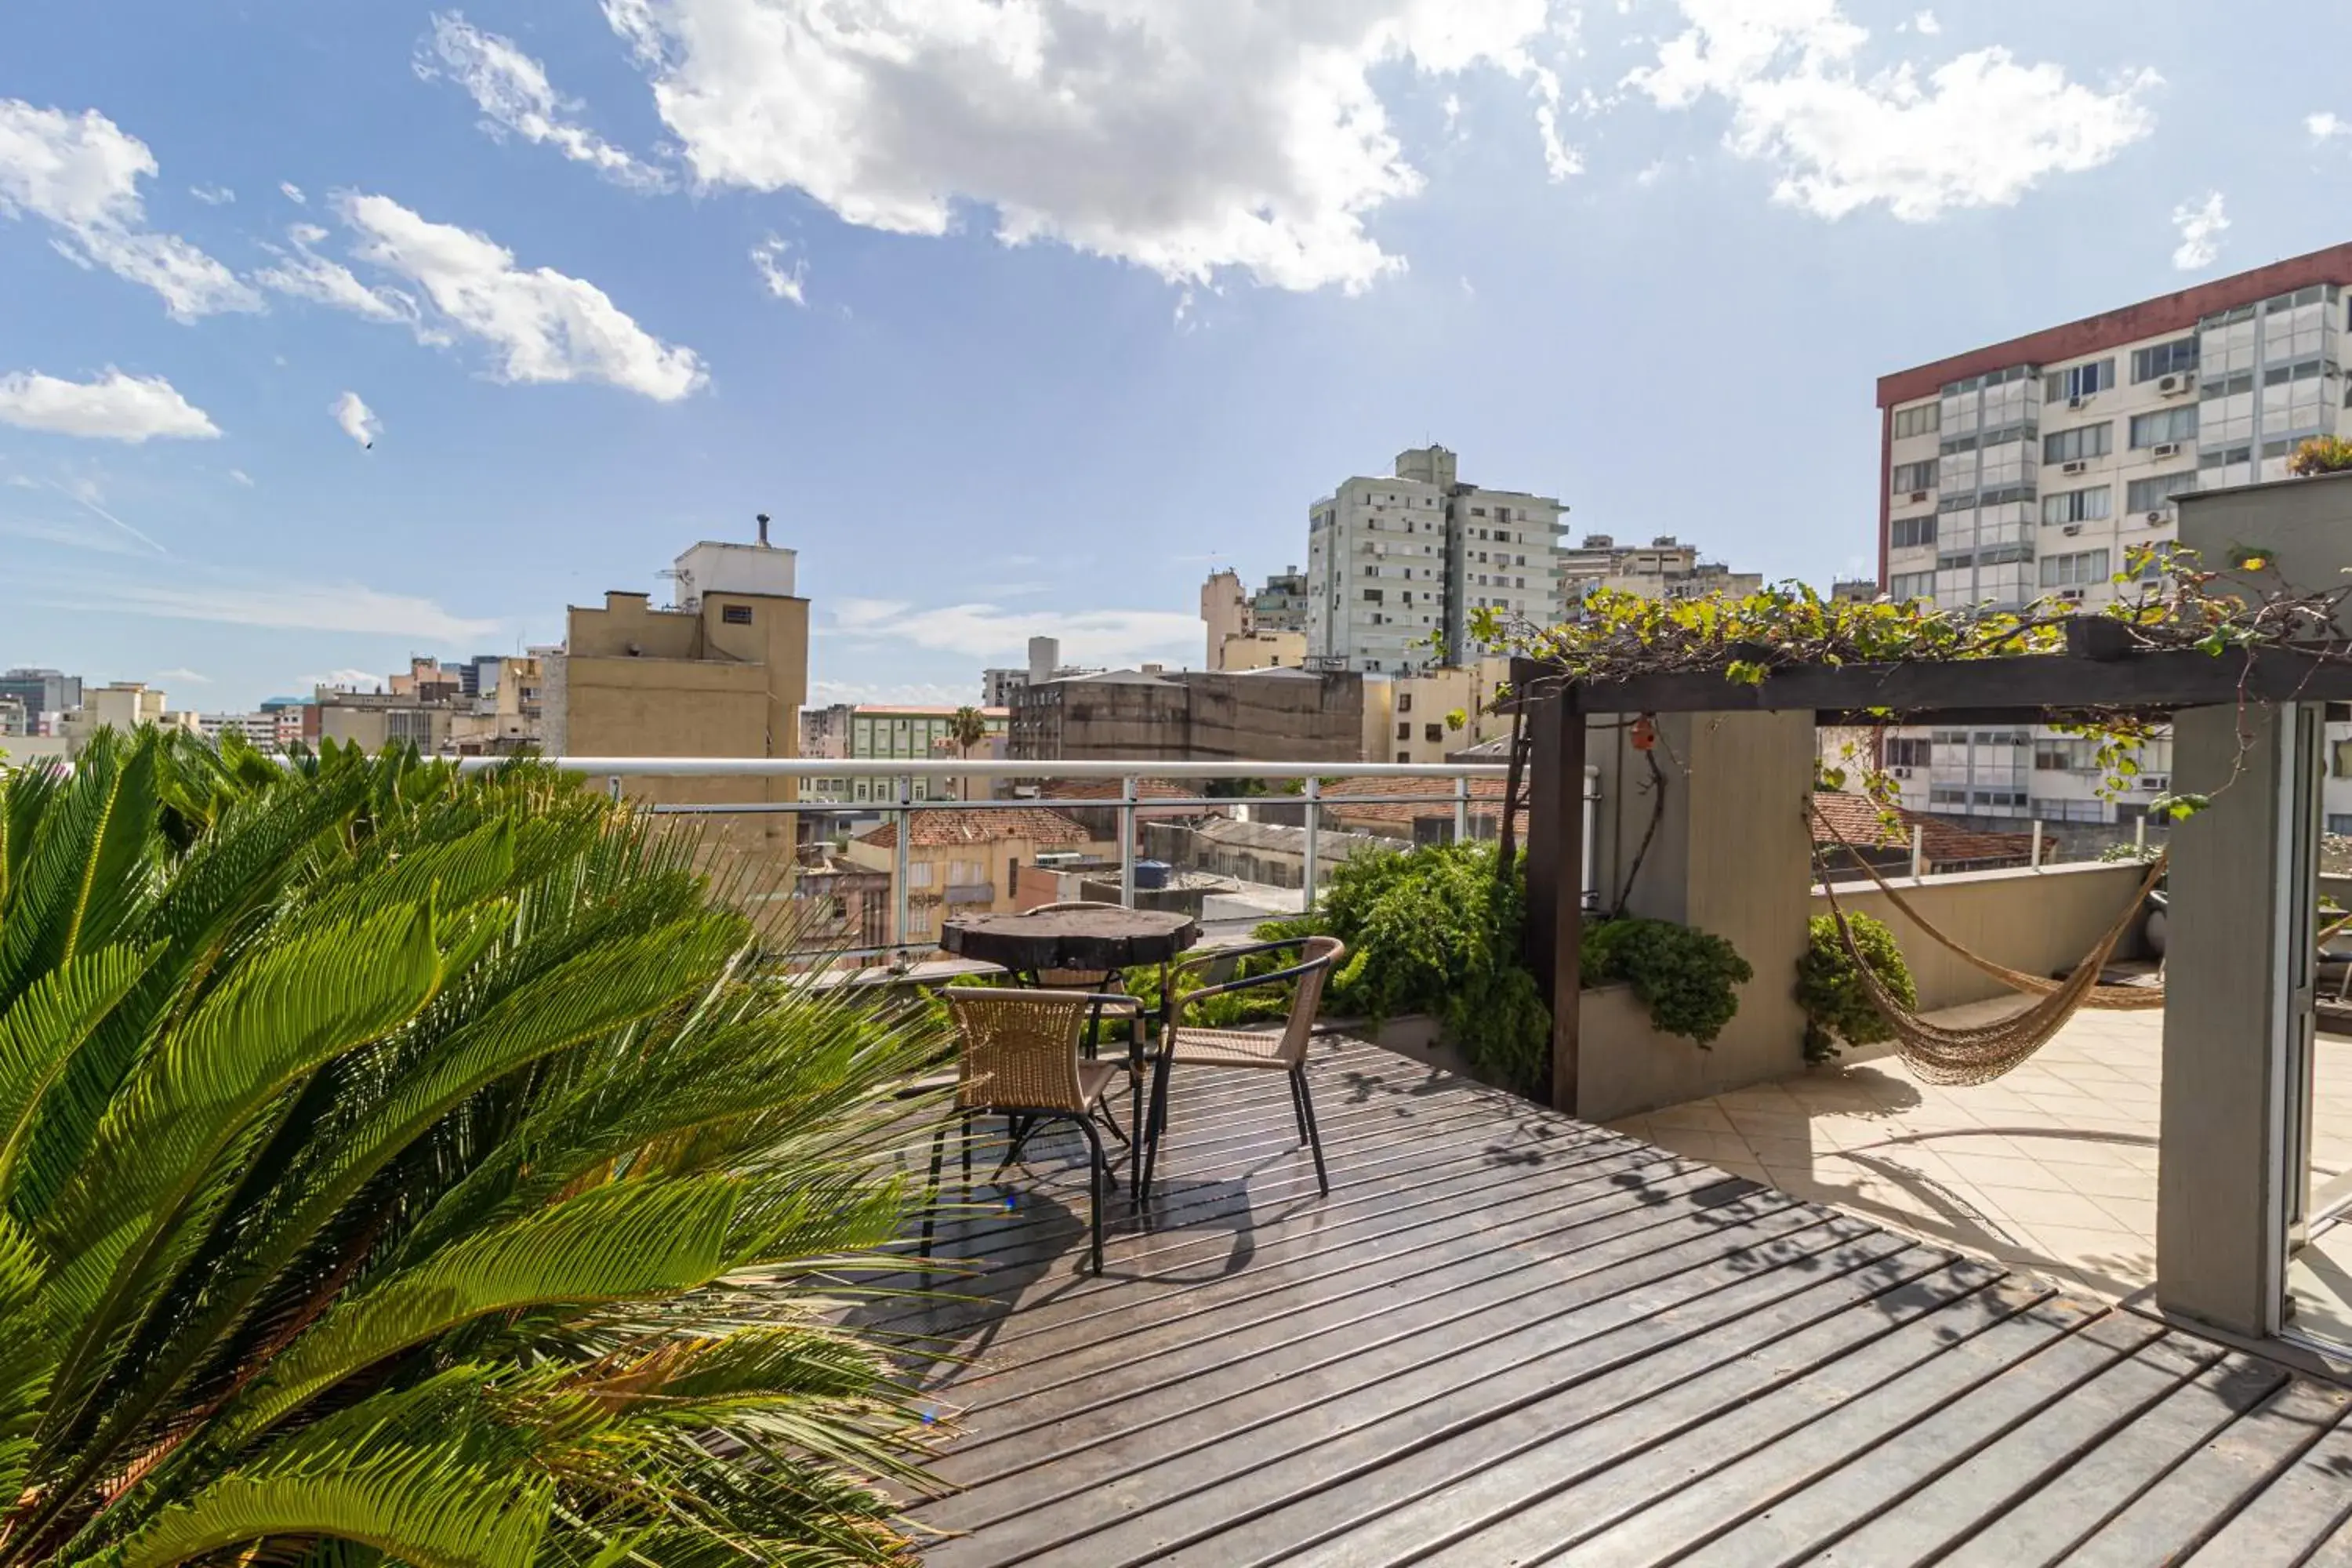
[[1215, 629, 1308, 672], [1363, 659, 1514, 765], [1008, 667, 1367, 764], [844, 806, 1090, 947], [542, 533, 811, 898], [448, 655, 546, 756], [1557, 535, 1765, 610]]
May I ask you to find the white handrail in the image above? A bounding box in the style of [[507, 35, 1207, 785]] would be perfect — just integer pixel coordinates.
[[456, 756, 1509, 780]]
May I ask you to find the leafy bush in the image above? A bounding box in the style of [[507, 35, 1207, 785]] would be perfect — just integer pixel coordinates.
[[1795, 911, 1918, 1063], [2289, 435, 2352, 476], [1254, 843, 1551, 1095], [0, 729, 943, 1566], [1581, 916, 1754, 1047]]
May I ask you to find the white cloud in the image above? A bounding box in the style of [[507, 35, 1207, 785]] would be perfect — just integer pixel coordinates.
[[280, 180, 307, 204], [332, 192, 706, 400], [227, 467, 253, 486], [2172, 190, 2227, 270], [1627, 1, 2158, 222], [305, 668, 385, 691], [1911, 10, 1940, 34], [750, 234, 805, 305], [810, 678, 971, 707], [0, 369, 220, 442], [332, 390, 380, 449], [604, 0, 1581, 293], [832, 597, 1200, 667], [2310, 111, 2350, 143], [154, 666, 211, 685], [29, 574, 497, 639], [188, 183, 234, 205], [255, 221, 430, 329], [417, 13, 670, 191], [0, 100, 263, 318]]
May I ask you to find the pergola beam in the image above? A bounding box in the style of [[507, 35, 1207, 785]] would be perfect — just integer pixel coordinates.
[[1509, 647, 2352, 721]]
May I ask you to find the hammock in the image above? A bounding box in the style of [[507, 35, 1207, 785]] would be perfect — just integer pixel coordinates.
[[1816, 855, 2166, 1087], [1815, 816, 2170, 1011]]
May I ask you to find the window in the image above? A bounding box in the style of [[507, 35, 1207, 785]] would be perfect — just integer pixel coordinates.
[[1397, 692, 1412, 713], [2126, 473, 2198, 514], [2040, 549, 2111, 588], [2332, 740, 2352, 779], [1889, 571, 1935, 602], [2129, 407, 2198, 448], [2042, 487, 2111, 525], [1396, 722, 1410, 740], [1396, 751, 1411, 764], [1890, 515, 1936, 550], [1425, 724, 1444, 743], [720, 604, 753, 625], [2330, 815, 2352, 836], [2035, 739, 2098, 771], [2045, 360, 2115, 402], [1362, 589, 1384, 603], [1890, 459, 1937, 493], [2042, 424, 2111, 464], [1893, 403, 1940, 439], [1886, 737, 1931, 768], [2131, 337, 2200, 383]]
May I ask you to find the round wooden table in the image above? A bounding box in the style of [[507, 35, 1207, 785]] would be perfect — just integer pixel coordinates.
[[941, 907, 1200, 1196], [940, 906, 1200, 975]]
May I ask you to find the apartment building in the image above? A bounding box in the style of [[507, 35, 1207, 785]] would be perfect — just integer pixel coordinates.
[[1365, 659, 1515, 765], [0, 669, 80, 733], [1877, 241, 2352, 824], [1305, 445, 1569, 673], [981, 635, 1098, 708], [1556, 534, 1765, 609], [800, 704, 1008, 804], [1009, 667, 1366, 764], [844, 807, 1091, 946]]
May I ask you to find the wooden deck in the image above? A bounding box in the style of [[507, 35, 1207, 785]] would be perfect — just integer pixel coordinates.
[[865, 1036, 2352, 1566]]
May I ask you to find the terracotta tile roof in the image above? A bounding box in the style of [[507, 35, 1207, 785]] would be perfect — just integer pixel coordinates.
[[1809, 790, 2051, 867], [1028, 778, 1199, 803], [855, 807, 1090, 851], [1319, 775, 1524, 836]]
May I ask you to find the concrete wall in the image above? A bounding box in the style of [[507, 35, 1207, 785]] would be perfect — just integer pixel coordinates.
[[1012, 671, 1365, 764], [1573, 710, 1815, 1122], [1813, 860, 2156, 1011]]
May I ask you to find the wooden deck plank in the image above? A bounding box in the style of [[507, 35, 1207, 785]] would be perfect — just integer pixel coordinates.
[[920, 1201, 1860, 1555], [2177, 1383, 2352, 1567], [1172, 1249, 1992, 1568], [1788, 1332, 2227, 1566], [899, 1037, 2352, 1568], [1947, 1352, 2302, 1568]]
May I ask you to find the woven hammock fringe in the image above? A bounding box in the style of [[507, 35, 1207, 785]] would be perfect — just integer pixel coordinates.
[[1812, 807, 2165, 1086]]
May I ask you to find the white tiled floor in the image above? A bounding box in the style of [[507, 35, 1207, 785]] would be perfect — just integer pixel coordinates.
[[1608, 1002, 2352, 1304]]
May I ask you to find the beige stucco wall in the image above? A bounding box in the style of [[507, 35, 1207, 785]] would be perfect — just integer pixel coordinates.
[[1812, 859, 2156, 1012]]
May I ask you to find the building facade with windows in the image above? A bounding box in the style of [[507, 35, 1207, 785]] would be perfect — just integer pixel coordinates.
[[1876, 241, 2352, 824], [802, 705, 1008, 804], [1305, 445, 1570, 673]]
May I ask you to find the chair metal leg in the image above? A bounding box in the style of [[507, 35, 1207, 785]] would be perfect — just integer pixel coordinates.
[[1287, 1070, 1309, 1145], [920, 1120, 949, 1258], [996, 1113, 1035, 1178], [1139, 1054, 1174, 1194], [960, 1111, 973, 1190], [1294, 1069, 1330, 1196], [1077, 1116, 1109, 1274]]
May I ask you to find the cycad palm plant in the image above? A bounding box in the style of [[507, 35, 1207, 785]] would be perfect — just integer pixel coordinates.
[[0, 730, 945, 1566]]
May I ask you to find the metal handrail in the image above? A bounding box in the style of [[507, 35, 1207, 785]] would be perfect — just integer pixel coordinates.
[[456, 754, 1599, 962]]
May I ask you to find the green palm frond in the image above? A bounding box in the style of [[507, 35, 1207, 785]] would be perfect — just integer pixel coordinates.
[[0, 942, 158, 1197]]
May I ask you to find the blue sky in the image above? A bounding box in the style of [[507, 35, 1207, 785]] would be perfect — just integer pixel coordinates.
[[2, 0, 2347, 711]]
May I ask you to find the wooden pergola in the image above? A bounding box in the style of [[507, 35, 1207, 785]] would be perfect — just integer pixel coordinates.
[[1515, 630, 2352, 1345]]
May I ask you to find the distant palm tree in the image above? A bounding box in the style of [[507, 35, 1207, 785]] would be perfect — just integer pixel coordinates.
[[949, 705, 990, 760]]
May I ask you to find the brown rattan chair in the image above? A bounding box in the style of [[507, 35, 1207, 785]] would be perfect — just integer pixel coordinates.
[[922, 987, 1130, 1273], [1139, 936, 1345, 1196]]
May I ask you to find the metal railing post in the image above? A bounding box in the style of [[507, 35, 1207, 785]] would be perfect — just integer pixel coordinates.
[[2136, 814, 2148, 851], [1302, 776, 1322, 913], [1454, 772, 1471, 844], [1910, 824, 1926, 880], [892, 775, 912, 960], [606, 775, 622, 803], [1120, 775, 1138, 909], [2030, 818, 2045, 869]]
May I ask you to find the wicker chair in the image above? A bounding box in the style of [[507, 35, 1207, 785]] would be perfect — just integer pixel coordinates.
[[1139, 936, 1345, 1196], [922, 987, 1129, 1273]]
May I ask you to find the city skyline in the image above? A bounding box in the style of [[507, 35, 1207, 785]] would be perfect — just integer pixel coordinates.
[[8, 1, 2352, 708]]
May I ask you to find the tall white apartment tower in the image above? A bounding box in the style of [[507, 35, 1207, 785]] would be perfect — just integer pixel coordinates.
[[1305, 445, 1569, 673], [1876, 241, 2352, 826]]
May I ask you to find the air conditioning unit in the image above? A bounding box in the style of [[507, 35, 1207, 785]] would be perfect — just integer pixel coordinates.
[[2067, 395, 2085, 409], [2144, 510, 2166, 524], [2062, 459, 2087, 475], [2140, 775, 2170, 792], [2057, 588, 2085, 602], [2152, 442, 2180, 458], [2063, 523, 2083, 536], [2158, 373, 2194, 395], [1908, 489, 1929, 503], [1890, 766, 1913, 780]]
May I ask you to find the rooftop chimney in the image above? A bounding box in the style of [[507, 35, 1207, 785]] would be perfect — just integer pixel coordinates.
[[1028, 635, 1060, 687], [755, 512, 771, 548]]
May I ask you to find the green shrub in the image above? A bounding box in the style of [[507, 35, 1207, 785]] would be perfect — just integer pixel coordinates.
[[0, 729, 942, 1566], [1238, 842, 1552, 1096], [1581, 916, 1754, 1047], [1796, 910, 1918, 1063]]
